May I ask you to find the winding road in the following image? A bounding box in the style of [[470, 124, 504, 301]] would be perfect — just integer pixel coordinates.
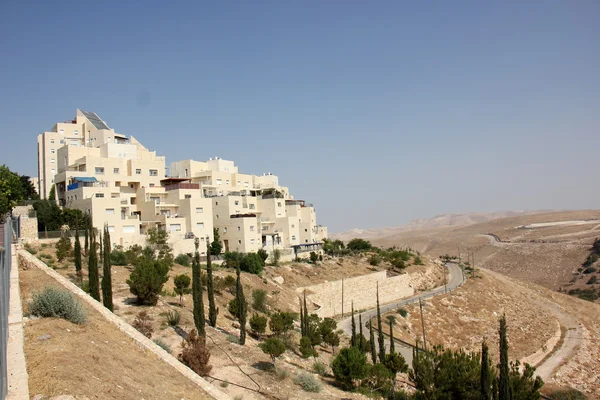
[[339, 263, 465, 366]]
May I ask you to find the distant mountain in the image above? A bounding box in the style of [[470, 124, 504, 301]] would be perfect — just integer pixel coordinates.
[[331, 210, 553, 241]]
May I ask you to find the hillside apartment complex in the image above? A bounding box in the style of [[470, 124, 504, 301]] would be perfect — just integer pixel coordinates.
[[37, 110, 327, 255]]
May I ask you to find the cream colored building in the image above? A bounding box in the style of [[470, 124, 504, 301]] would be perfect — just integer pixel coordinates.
[[37, 110, 327, 254]]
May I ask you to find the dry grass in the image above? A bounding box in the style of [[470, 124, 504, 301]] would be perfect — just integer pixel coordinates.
[[20, 265, 212, 400]]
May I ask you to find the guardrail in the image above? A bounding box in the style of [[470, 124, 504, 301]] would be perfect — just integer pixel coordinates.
[[1, 219, 16, 399]]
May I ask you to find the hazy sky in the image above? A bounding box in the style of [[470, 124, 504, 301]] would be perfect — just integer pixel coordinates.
[[1, 1, 598, 233]]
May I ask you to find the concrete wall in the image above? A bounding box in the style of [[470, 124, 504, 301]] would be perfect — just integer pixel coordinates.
[[299, 271, 414, 318]]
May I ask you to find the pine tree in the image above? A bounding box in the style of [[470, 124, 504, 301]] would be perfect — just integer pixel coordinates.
[[498, 314, 510, 400], [206, 240, 218, 327], [192, 238, 205, 336], [351, 302, 357, 348], [88, 230, 100, 301], [369, 321, 377, 364], [236, 265, 247, 345], [101, 225, 113, 311], [84, 226, 89, 255], [377, 283, 385, 363], [481, 341, 491, 400], [74, 228, 82, 275]]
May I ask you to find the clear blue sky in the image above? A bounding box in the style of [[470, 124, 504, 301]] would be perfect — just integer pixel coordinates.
[[1, 1, 598, 233]]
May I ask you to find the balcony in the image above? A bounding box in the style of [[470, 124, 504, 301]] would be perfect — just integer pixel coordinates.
[[164, 182, 200, 191]]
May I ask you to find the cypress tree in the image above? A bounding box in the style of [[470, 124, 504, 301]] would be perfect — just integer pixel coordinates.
[[206, 240, 218, 327], [351, 302, 356, 348], [74, 228, 82, 275], [88, 230, 100, 301], [358, 313, 364, 351], [369, 321, 377, 364], [303, 290, 309, 336], [388, 316, 395, 354], [377, 283, 385, 363], [101, 225, 113, 311], [236, 265, 247, 345], [481, 341, 491, 400], [98, 231, 103, 262], [299, 297, 305, 337], [84, 227, 89, 255], [498, 314, 510, 400], [192, 238, 205, 336]]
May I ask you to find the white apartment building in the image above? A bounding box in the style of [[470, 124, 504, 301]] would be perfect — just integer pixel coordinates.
[[37, 110, 327, 254]]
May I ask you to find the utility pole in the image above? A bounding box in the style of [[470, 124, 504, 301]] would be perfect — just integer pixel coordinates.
[[419, 297, 427, 352], [341, 278, 344, 318]]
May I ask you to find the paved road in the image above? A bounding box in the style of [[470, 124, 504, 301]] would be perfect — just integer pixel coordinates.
[[338, 263, 464, 366]]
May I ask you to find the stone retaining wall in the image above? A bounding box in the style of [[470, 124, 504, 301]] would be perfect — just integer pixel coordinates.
[[300, 270, 414, 318], [18, 250, 230, 400]]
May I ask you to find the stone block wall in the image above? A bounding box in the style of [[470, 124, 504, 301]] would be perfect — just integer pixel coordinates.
[[19, 218, 38, 243], [300, 271, 414, 318]]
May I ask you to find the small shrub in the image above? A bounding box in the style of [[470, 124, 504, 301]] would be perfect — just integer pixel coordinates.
[[153, 338, 172, 353], [166, 310, 181, 326], [313, 361, 327, 376], [110, 250, 128, 266], [249, 313, 267, 336], [55, 236, 73, 261], [368, 255, 381, 266], [549, 388, 588, 400], [310, 251, 319, 264], [220, 380, 229, 388], [228, 297, 248, 319], [29, 287, 87, 324], [257, 248, 269, 265], [240, 253, 264, 274], [271, 249, 282, 266], [214, 275, 236, 294], [300, 336, 317, 358], [259, 337, 286, 363], [25, 245, 37, 255], [414, 256, 424, 265], [41, 243, 48, 248], [173, 274, 191, 305], [583, 267, 597, 274], [126, 258, 170, 305], [80, 280, 90, 293], [397, 307, 408, 318], [275, 368, 290, 381], [252, 289, 268, 312], [178, 329, 212, 377], [294, 372, 322, 393], [132, 311, 154, 338], [587, 275, 598, 285], [175, 253, 191, 267]]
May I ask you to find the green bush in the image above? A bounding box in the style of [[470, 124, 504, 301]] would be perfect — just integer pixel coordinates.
[[25, 244, 37, 255], [368, 255, 381, 266], [294, 372, 322, 393], [300, 336, 317, 358], [29, 287, 87, 324], [249, 313, 267, 336], [240, 253, 264, 275], [166, 310, 181, 326], [259, 337, 286, 363], [587, 275, 598, 285], [214, 275, 236, 294], [110, 250, 128, 266], [252, 289, 268, 312], [310, 251, 319, 263], [397, 308, 408, 318], [548, 388, 588, 400], [347, 238, 372, 252], [269, 311, 296, 335], [55, 236, 73, 261], [126, 258, 170, 305], [583, 267, 597, 274], [414, 256, 424, 265], [228, 297, 248, 319], [331, 347, 368, 389], [275, 368, 290, 381], [257, 248, 269, 264], [153, 338, 172, 353], [175, 253, 191, 267]]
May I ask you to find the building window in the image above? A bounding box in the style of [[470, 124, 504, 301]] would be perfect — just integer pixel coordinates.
[[185, 194, 191, 199], [244, 182, 249, 187], [149, 183, 155, 187], [216, 214, 219, 219], [169, 224, 182, 232], [50, 169, 56, 174], [95, 193, 104, 198], [50, 158, 55, 164], [105, 208, 115, 215], [250, 226, 255, 232], [74, 130, 79, 135], [60, 139, 65, 144], [123, 225, 135, 233], [262, 225, 269, 231], [136, 169, 141, 174], [223, 227, 227, 233], [111, 193, 119, 198], [149, 169, 158, 176], [237, 180, 241, 185], [50, 139, 55, 144], [95, 167, 104, 174], [291, 224, 295, 228], [238, 240, 242, 244], [59, 129, 64, 134], [184, 168, 188, 177], [197, 222, 204, 229], [237, 226, 241, 231], [250, 239, 255, 244], [277, 202, 282, 207], [291, 235, 296, 241], [196, 207, 203, 213], [50, 149, 55, 154], [249, 204, 255, 210], [226, 180, 230, 185], [216, 179, 222, 185], [108, 226, 115, 233], [234, 200, 239, 206], [113, 168, 119, 174], [305, 228, 308, 232]]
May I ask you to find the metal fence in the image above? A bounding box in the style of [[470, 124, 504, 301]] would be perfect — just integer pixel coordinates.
[[0, 218, 16, 400]]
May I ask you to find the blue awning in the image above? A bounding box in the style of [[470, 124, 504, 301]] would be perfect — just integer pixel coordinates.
[[74, 177, 98, 183]]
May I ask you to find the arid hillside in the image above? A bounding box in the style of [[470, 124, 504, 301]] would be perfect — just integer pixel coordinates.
[[381, 268, 600, 398], [342, 210, 600, 297]]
